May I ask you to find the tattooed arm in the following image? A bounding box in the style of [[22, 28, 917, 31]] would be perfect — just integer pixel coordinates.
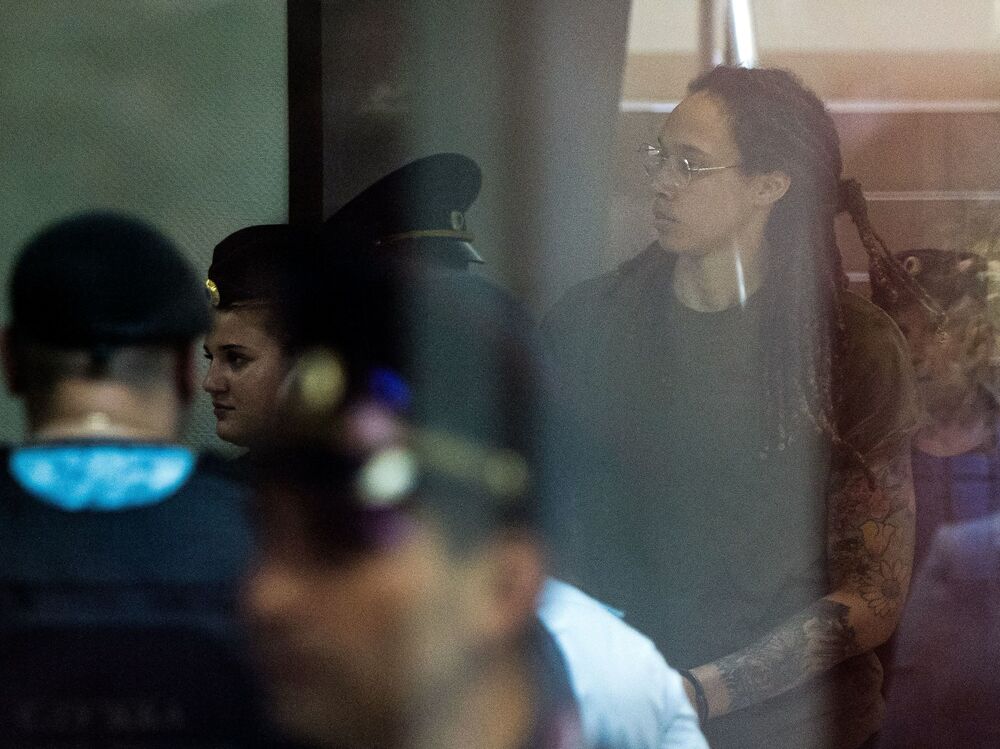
[[683, 445, 916, 718]]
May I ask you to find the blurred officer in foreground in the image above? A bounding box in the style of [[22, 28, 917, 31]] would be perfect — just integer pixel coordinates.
[[244, 261, 582, 749], [0, 213, 262, 745], [321, 153, 705, 749]]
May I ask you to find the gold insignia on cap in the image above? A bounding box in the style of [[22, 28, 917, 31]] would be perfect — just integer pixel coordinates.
[[205, 278, 221, 307], [902, 256, 922, 276], [450, 211, 465, 231]]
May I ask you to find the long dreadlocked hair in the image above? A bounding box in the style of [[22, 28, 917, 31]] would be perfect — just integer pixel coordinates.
[[687, 66, 926, 472]]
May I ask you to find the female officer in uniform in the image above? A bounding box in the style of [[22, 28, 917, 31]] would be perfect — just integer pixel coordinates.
[[201, 223, 316, 450]]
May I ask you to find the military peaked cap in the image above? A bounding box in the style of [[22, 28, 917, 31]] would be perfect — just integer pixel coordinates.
[[322, 153, 484, 267], [205, 224, 317, 309]]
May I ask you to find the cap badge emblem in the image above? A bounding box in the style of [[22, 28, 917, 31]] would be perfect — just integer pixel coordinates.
[[205, 278, 221, 307], [450, 211, 465, 231]]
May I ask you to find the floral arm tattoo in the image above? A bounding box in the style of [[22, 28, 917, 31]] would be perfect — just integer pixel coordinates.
[[697, 446, 915, 717]]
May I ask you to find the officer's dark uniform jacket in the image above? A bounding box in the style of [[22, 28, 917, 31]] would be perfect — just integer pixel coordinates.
[[0, 440, 260, 743]]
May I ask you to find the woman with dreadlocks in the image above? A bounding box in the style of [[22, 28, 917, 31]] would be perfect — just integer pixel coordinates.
[[543, 66, 920, 748]]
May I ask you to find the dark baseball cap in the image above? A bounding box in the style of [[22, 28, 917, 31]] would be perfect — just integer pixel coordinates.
[[9, 212, 210, 347]]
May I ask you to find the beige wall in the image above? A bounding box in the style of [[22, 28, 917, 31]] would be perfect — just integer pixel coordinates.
[[628, 0, 1000, 53], [624, 1, 1000, 101]]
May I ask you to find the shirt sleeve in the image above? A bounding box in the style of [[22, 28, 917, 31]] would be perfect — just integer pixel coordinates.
[[835, 291, 920, 464], [658, 667, 709, 749], [538, 578, 709, 749]]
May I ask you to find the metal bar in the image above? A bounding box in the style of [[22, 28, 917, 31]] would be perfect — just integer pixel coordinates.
[[713, 0, 728, 66], [286, 0, 325, 224], [729, 0, 758, 67], [698, 0, 728, 71], [698, 0, 714, 72], [823, 99, 1000, 114]]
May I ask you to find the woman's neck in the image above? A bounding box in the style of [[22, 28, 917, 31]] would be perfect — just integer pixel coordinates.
[[671, 243, 765, 312]]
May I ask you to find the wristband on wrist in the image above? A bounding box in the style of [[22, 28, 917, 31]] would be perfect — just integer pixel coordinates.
[[679, 668, 709, 726]]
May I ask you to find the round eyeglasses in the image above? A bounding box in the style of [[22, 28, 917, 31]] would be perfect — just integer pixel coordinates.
[[638, 144, 741, 187]]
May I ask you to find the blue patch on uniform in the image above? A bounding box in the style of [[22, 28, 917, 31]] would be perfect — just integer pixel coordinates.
[[9, 444, 196, 512]]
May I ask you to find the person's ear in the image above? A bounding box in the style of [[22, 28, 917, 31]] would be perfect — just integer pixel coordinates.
[[752, 170, 791, 207], [471, 531, 545, 645], [0, 328, 21, 395], [175, 343, 198, 405]]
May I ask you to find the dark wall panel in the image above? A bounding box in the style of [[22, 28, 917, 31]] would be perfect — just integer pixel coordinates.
[[320, 0, 632, 309]]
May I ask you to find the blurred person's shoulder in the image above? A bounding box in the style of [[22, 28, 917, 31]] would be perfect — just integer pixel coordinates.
[[881, 510, 1000, 748], [132, 448, 254, 583], [546, 243, 669, 317], [541, 243, 671, 353], [182, 449, 254, 519], [836, 289, 920, 460]]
